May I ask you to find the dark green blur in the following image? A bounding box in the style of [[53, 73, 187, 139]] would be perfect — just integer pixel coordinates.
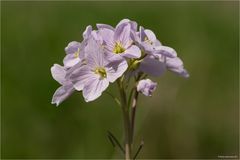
[[1, 1, 239, 159]]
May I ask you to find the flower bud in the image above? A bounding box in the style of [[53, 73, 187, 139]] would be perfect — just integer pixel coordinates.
[[137, 79, 157, 96]]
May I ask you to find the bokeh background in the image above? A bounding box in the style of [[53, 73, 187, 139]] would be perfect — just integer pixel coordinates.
[[1, 1, 239, 159]]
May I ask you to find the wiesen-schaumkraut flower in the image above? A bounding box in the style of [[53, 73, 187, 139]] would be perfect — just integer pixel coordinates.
[[69, 37, 128, 102]]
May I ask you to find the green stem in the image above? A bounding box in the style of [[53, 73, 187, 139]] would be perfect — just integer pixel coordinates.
[[117, 78, 132, 160], [122, 107, 131, 160], [130, 89, 139, 144], [127, 88, 135, 108], [130, 74, 142, 145]]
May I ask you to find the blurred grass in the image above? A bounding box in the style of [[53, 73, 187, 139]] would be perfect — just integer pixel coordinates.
[[1, 1, 239, 159]]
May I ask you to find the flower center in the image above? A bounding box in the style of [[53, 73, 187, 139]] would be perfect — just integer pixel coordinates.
[[144, 37, 153, 45], [74, 48, 80, 58], [94, 67, 107, 78], [113, 42, 125, 54]]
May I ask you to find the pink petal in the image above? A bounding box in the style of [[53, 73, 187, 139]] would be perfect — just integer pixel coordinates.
[[122, 45, 141, 58], [139, 56, 166, 76], [83, 78, 109, 102], [51, 64, 66, 85]]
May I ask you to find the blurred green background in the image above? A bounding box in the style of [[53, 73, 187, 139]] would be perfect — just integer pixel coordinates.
[[1, 1, 239, 159]]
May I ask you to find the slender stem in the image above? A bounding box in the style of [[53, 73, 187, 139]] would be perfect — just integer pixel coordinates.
[[130, 74, 142, 144], [130, 89, 139, 144], [117, 78, 132, 160], [127, 88, 135, 108]]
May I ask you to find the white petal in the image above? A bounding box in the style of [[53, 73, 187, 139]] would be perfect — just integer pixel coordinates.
[[169, 67, 190, 78], [69, 66, 94, 91], [83, 25, 92, 39], [85, 37, 105, 67], [144, 29, 157, 42], [141, 42, 154, 53], [51, 64, 66, 85], [114, 23, 131, 47], [65, 61, 85, 79], [105, 54, 128, 83], [139, 56, 166, 76], [83, 78, 109, 102], [116, 19, 137, 31], [166, 57, 183, 68], [65, 41, 81, 55], [122, 45, 141, 58], [51, 84, 74, 106], [63, 54, 80, 68], [139, 26, 146, 41], [166, 57, 189, 78], [153, 39, 162, 47], [91, 30, 103, 44], [96, 23, 115, 30], [98, 28, 115, 49], [154, 46, 177, 58]]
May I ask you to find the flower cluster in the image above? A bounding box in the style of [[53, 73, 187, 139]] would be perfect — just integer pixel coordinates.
[[51, 19, 189, 106]]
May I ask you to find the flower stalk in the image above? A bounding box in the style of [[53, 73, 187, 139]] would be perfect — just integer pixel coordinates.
[[117, 78, 132, 160], [50, 19, 189, 160], [117, 74, 142, 160], [130, 89, 139, 145]]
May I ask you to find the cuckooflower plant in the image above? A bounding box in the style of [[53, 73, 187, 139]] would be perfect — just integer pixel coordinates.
[[51, 19, 189, 160]]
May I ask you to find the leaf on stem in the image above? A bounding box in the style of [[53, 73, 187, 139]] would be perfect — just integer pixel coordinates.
[[105, 91, 121, 107], [133, 140, 144, 160], [107, 134, 116, 147], [107, 131, 125, 154]]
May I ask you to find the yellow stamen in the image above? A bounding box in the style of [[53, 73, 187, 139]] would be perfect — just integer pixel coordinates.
[[74, 48, 80, 58], [94, 67, 107, 78], [144, 36, 153, 45], [113, 42, 125, 54]]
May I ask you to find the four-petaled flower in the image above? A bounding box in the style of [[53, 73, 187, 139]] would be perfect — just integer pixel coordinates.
[[98, 23, 141, 58], [69, 37, 128, 102]]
